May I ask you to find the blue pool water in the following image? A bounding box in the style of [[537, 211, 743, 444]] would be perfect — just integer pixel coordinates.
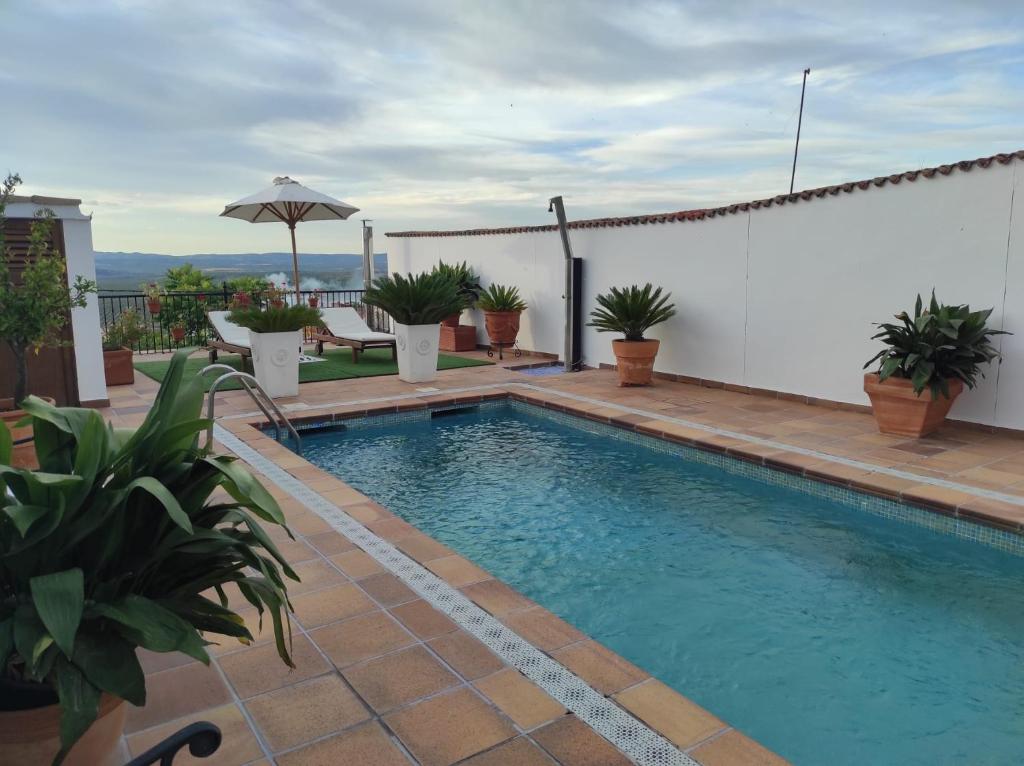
[[298, 404, 1024, 765]]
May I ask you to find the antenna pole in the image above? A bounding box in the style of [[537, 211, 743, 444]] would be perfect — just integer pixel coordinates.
[[789, 68, 811, 195]]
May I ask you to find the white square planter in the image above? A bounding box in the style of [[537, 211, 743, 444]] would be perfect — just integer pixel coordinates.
[[394, 322, 441, 383], [249, 329, 302, 398]]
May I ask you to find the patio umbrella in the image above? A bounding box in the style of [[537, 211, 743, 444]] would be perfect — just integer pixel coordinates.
[[221, 176, 359, 303]]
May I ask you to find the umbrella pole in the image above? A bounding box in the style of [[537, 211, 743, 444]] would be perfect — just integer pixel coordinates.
[[289, 223, 301, 304]]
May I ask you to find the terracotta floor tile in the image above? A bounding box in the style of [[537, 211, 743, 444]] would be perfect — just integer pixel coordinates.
[[473, 668, 567, 729], [427, 630, 506, 680], [343, 501, 388, 523], [691, 730, 790, 765], [245, 673, 370, 752], [330, 548, 385, 579], [218, 634, 330, 699], [366, 515, 419, 540], [613, 680, 725, 749], [358, 571, 419, 606], [390, 599, 459, 639], [461, 737, 558, 765], [274, 537, 319, 564], [384, 687, 517, 766], [551, 640, 649, 695], [275, 721, 409, 766], [291, 582, 377, 628], [531, 715, 631, 766], [206, 606, 280, 656], [286, 558, 347, 595], [426, 555, 492, 587], [310, 610, 416, 668], [395, 531, 455, 562], [304, 530, 356, 556], [137, 648, 195, 675], [460, 579, 535, 615], [126, 703, 262, 766], [343, 645, 460, 713], [126, 662, 231, 733], [501, 607, 586, 651]]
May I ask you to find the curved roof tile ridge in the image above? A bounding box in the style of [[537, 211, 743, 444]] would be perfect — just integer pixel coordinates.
[[385, 148, 1024, 238]]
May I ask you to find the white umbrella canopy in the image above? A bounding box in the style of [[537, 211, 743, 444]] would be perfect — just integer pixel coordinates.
[[221, 176, 359, 302]]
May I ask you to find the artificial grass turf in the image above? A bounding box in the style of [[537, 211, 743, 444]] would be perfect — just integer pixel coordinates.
[[133, 347, 492, 391]]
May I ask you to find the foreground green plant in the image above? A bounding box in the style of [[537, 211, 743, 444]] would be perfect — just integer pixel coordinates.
[[864, 291, 1008, 398], [432, 260, 482, 310], [587, 283, 675, 341], [0, 351, 297, 763], [0, 174, 97, 406], [477, 284, 527, 313], [227, 304, 322, 333], [362, 272, 463, 325]]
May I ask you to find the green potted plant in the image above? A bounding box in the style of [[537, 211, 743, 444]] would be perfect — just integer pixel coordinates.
[[863, 291, 1008, 437], [0, 351, 297, 765], [432, 261, 482, 327], [477, 284, 527, 349], [168, 320, 187, 343], [142, 282, 163, 315], [1, 174, 96, 468], [588, 283, 676, 387], [362, 272, 463, 383], [228, 300, 322, 397], [102, 308, 145, 386]]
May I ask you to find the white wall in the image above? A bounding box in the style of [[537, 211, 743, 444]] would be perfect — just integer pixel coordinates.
[[388, 157, 1024, 429], [5, 199, 107, 405]]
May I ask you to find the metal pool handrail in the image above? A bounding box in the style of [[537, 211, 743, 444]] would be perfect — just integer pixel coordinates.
[[200, 364, 302, 454]]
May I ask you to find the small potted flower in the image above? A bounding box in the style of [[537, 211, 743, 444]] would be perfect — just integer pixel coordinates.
[[228, 299, 322, 397], [588, 283, 676, 387], [478, 284, 527, 347], [142, 282, 163, 315], [362, 272, 463, 383], [266, 283, 286, 309], [863, 291, 1009, 437], [102, 308, 145, 386], [308, 291, 322, 308], [231, 290, 252, 308], [169, 320, 187, 343]]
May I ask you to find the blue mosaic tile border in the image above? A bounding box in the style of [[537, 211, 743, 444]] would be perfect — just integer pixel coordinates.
[[275, 398, 1024, 556]]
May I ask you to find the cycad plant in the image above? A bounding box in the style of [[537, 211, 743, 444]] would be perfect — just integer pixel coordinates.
[[588, 283, 676, 341], [0, 351, 297, 764], [227, 303, 322, 333], [362, 272, 464, 325], [864, 291, 1008, 398], [432, 261, 482, 310], [477, 284, 527, 313]]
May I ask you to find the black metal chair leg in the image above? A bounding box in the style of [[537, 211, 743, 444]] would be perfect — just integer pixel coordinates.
[[123, 721, 221, 766]]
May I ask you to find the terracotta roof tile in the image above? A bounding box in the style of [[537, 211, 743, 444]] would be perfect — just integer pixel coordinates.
[[385, 149, 1024, 238]]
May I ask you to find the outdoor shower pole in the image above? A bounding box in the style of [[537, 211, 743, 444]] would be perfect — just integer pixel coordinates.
[[361, 219, 374, 287], [789, 68, 811, 195], [549, 196, 574, 371]]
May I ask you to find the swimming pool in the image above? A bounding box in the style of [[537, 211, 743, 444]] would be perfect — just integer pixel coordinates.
[[295, 401, 1024, 765]]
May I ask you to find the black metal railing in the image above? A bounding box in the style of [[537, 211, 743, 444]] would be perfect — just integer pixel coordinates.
[[98, 283, 393, 354]]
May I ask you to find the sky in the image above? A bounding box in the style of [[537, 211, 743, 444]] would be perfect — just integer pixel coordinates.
[[4, 0, 1024, 256]]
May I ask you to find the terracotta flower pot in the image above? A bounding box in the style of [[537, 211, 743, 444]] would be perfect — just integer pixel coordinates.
[[612, 339, 661, 387], [483, 311, 521, 345], [441, 312, 462, 328], [308, 295, 320, 308], [103, 347, 134, 386], [146, 298, 161, 315], [863, 372, 963, 438], [171, 327, 186, 342], [0, 688, 126, 766], [1, 396, 56, 469]]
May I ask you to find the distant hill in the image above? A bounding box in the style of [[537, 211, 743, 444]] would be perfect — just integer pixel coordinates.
[[95, 251, 388, 291]]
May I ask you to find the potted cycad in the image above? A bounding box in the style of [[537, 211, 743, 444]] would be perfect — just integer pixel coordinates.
[[0, 351, 297, 766], [863, 291, 1008, 437], [478, 284, 527, 347], [588, 283, 676, 387], [362, 272, 463, 383], [228, 297, 321, 398], [432, 261, 482, 327], [102, 308, 145, 386]]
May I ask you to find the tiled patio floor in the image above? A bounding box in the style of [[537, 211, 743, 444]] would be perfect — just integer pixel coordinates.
[[100, 348, 1024, 765]]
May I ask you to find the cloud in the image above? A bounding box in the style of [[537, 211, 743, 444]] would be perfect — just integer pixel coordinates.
[[3, 0, 1023, 253]]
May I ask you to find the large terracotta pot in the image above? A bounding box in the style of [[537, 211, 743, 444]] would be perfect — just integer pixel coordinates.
[[863, 372, 963, 438], [483, 311, 521, 345], [103, 347, 135, 386], [612, 339, 661, 387], [0, 684, 126, 766], [441, 312, 462, 328], [1, 396, 56, 469], [146, 298, 161, 315], [170, 326, 186, 342]]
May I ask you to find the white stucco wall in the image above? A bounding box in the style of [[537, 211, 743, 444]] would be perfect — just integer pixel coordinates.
[[388, 156, 1024, 429], [5, 199, 107, 405]]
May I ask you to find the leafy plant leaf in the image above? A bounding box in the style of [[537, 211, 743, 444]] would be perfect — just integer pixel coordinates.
[[30, 569, 84, 658]]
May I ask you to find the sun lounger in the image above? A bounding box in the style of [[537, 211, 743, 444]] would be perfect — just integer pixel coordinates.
[[206, 311, 253, 371], [311, 307, 396, 363]]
